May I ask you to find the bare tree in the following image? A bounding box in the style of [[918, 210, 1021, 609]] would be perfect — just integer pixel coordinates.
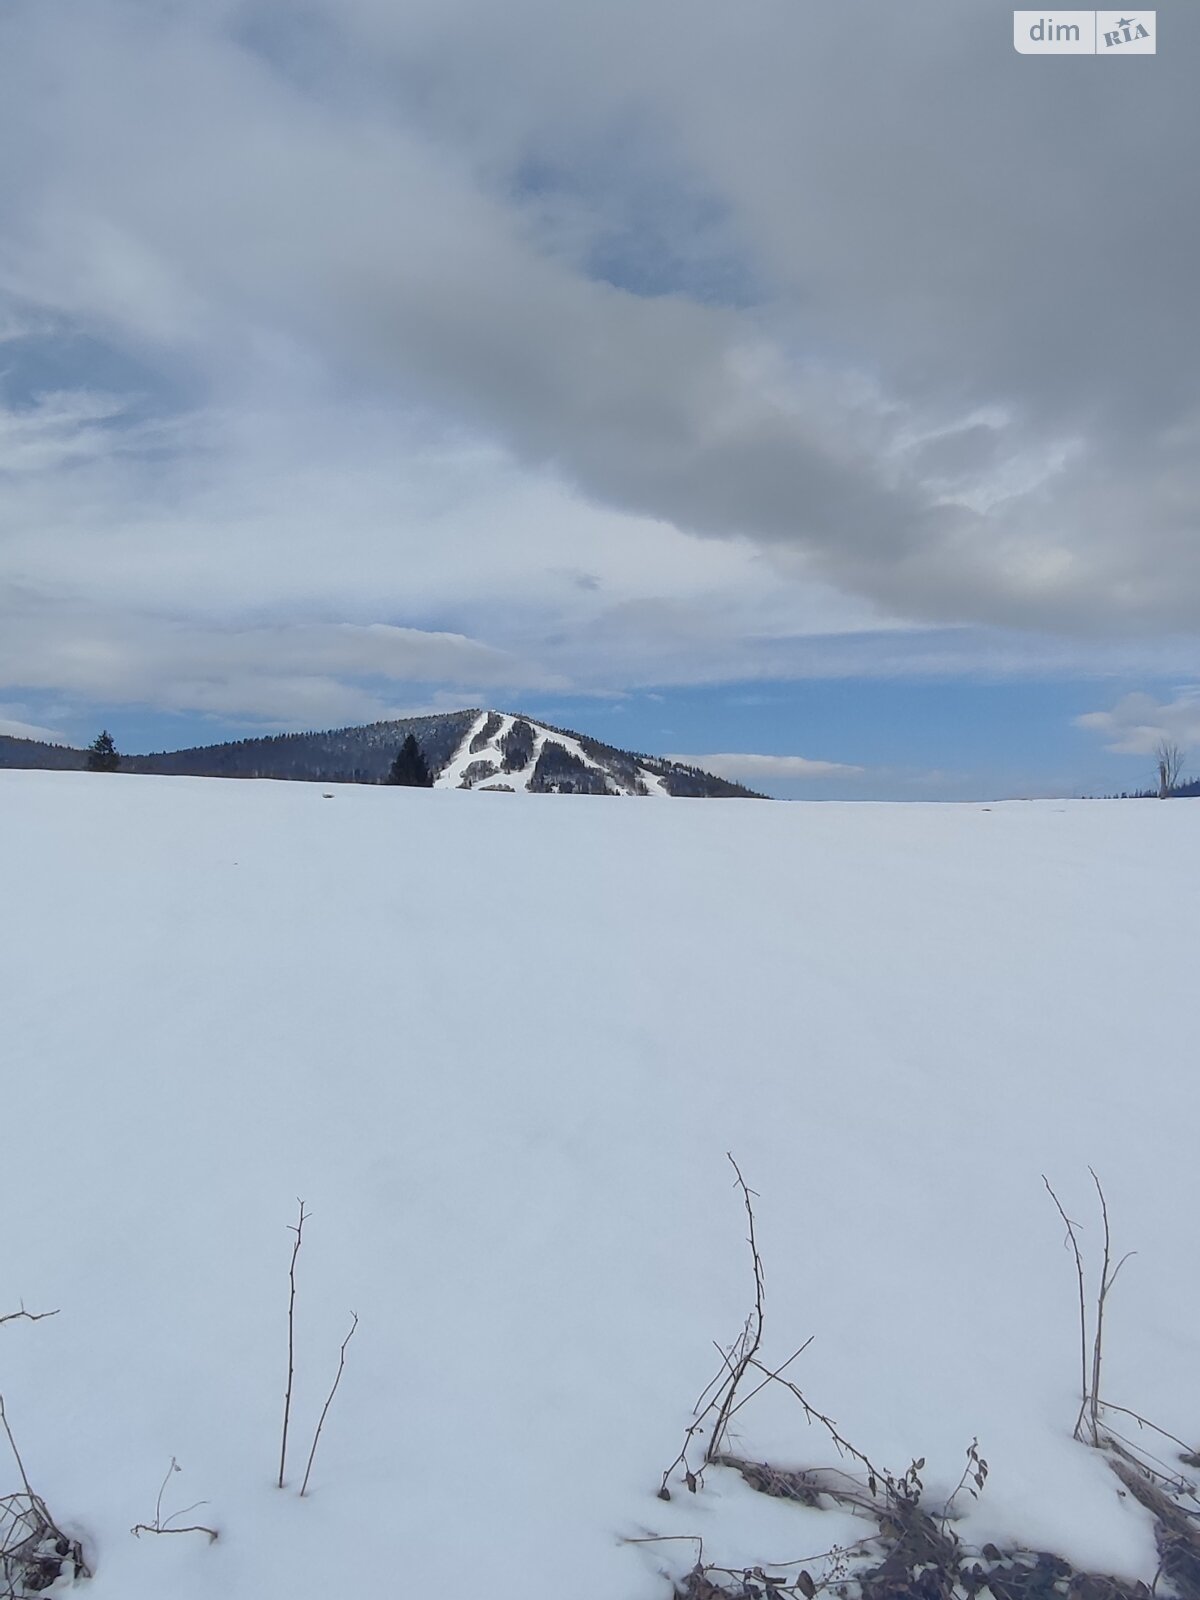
[[1156, 739, 1184, 798]]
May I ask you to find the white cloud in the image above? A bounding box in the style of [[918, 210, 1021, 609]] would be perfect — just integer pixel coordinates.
[[0, 610, 561, 726], [1076, 690, 1200, 757], [1, 0, 1198, 726], [0, 385, 902, 716], [675, 752, 865, 782], [0, 707, 64, 742], [0, 387, 150, 472]]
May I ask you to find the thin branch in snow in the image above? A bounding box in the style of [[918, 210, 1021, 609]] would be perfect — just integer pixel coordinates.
[[732, 1363, 892, 1498], [659, 1347, 733, 1499], [1096, 1401, 1198, 1458], [1043, 1175, 1090, 1442], [1044, 1171, 1137, 1449], [0, 1397, 33, 1500], [620, 1534, 706, 1556], [0, 1306, 59, 1331], [130, 1457, 218, 1543], [300, 1311, 358, 1497], [658, 1155, 774, 1499], [131, 1521, 219, 1542], [1088, 1167, 1136, 1448], [706, 1154, 766, 1463], [278, 1198, 309, 1489], [1095, 1423, 1200, 1497], [724, 1338, 815, 1426]]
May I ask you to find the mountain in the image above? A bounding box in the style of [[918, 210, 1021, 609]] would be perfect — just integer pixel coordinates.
[[433, 710, 763, 796], [1, 711, 765, 797]]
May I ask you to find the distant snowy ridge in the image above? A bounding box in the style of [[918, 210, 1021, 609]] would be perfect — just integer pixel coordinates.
[[0, 711, 765, 797], [435, 710, 759, 797]]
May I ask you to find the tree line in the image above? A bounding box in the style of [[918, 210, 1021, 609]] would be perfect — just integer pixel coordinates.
[[84, 730, 436, 786]]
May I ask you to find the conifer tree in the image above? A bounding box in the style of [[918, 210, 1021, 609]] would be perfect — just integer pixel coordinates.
[[385, 734, 432, 787], [86, 730, 121, 772]]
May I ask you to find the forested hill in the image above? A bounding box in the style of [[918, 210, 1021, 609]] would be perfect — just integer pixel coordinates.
[[0, 734, 88, 770], [1, 711, 765, 797], [0, 713, 474, 781], [121, 711, 479, 784]]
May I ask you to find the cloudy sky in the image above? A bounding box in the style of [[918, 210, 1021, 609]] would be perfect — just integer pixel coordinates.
[[1, 0, 1197, 798]]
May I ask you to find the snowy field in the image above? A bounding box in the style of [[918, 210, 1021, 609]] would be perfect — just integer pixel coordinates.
[[2, 769, 1198, 1599]]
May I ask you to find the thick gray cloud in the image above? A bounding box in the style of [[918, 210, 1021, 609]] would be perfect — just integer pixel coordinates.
[[0, 0, 1197, 725]]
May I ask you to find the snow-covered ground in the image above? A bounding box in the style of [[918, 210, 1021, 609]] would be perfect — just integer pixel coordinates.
[[2, 770, 1197, 1598]]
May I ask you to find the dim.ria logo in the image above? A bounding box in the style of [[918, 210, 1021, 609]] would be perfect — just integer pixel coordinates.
[[1098, 12, 1152, 48], [1012, 10, 1156, 54]]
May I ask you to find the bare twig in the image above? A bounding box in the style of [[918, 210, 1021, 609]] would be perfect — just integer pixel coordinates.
[[1045, 1172, 1138, 1450], [620, 1533, 706, 1557], [1043, 1175, 1090, 1442], [707, 1155, 766, 1463], [725, 1339, 815, 1424], [658, 1159, 777, 1500], [1088, 1168, 1135, 1447], [0, 1398, 33, 1500], [693, 1333, 746, 1419], [659, 1157, 779, 1498], [0, 1307, 59, 1330], [736, 1364, 891, 1497], [129, 1456, 219, 1542], [1095, 1423, 1200, 1495], [299, 1311, 358, 1497], [659, 1346, 734, 1498], [278, 1199, 309, 1489], [1096, 1401, 1198, 1458], [131, 1521, 219, 1542]]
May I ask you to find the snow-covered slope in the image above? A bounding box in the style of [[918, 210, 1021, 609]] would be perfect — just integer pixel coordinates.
[[2, 771, 1198, 1600], [438, 709, 680, 794]]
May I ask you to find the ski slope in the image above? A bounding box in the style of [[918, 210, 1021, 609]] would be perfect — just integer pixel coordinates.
[[1, 770, 1198, 1599], [437, 711, 680, 794]]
